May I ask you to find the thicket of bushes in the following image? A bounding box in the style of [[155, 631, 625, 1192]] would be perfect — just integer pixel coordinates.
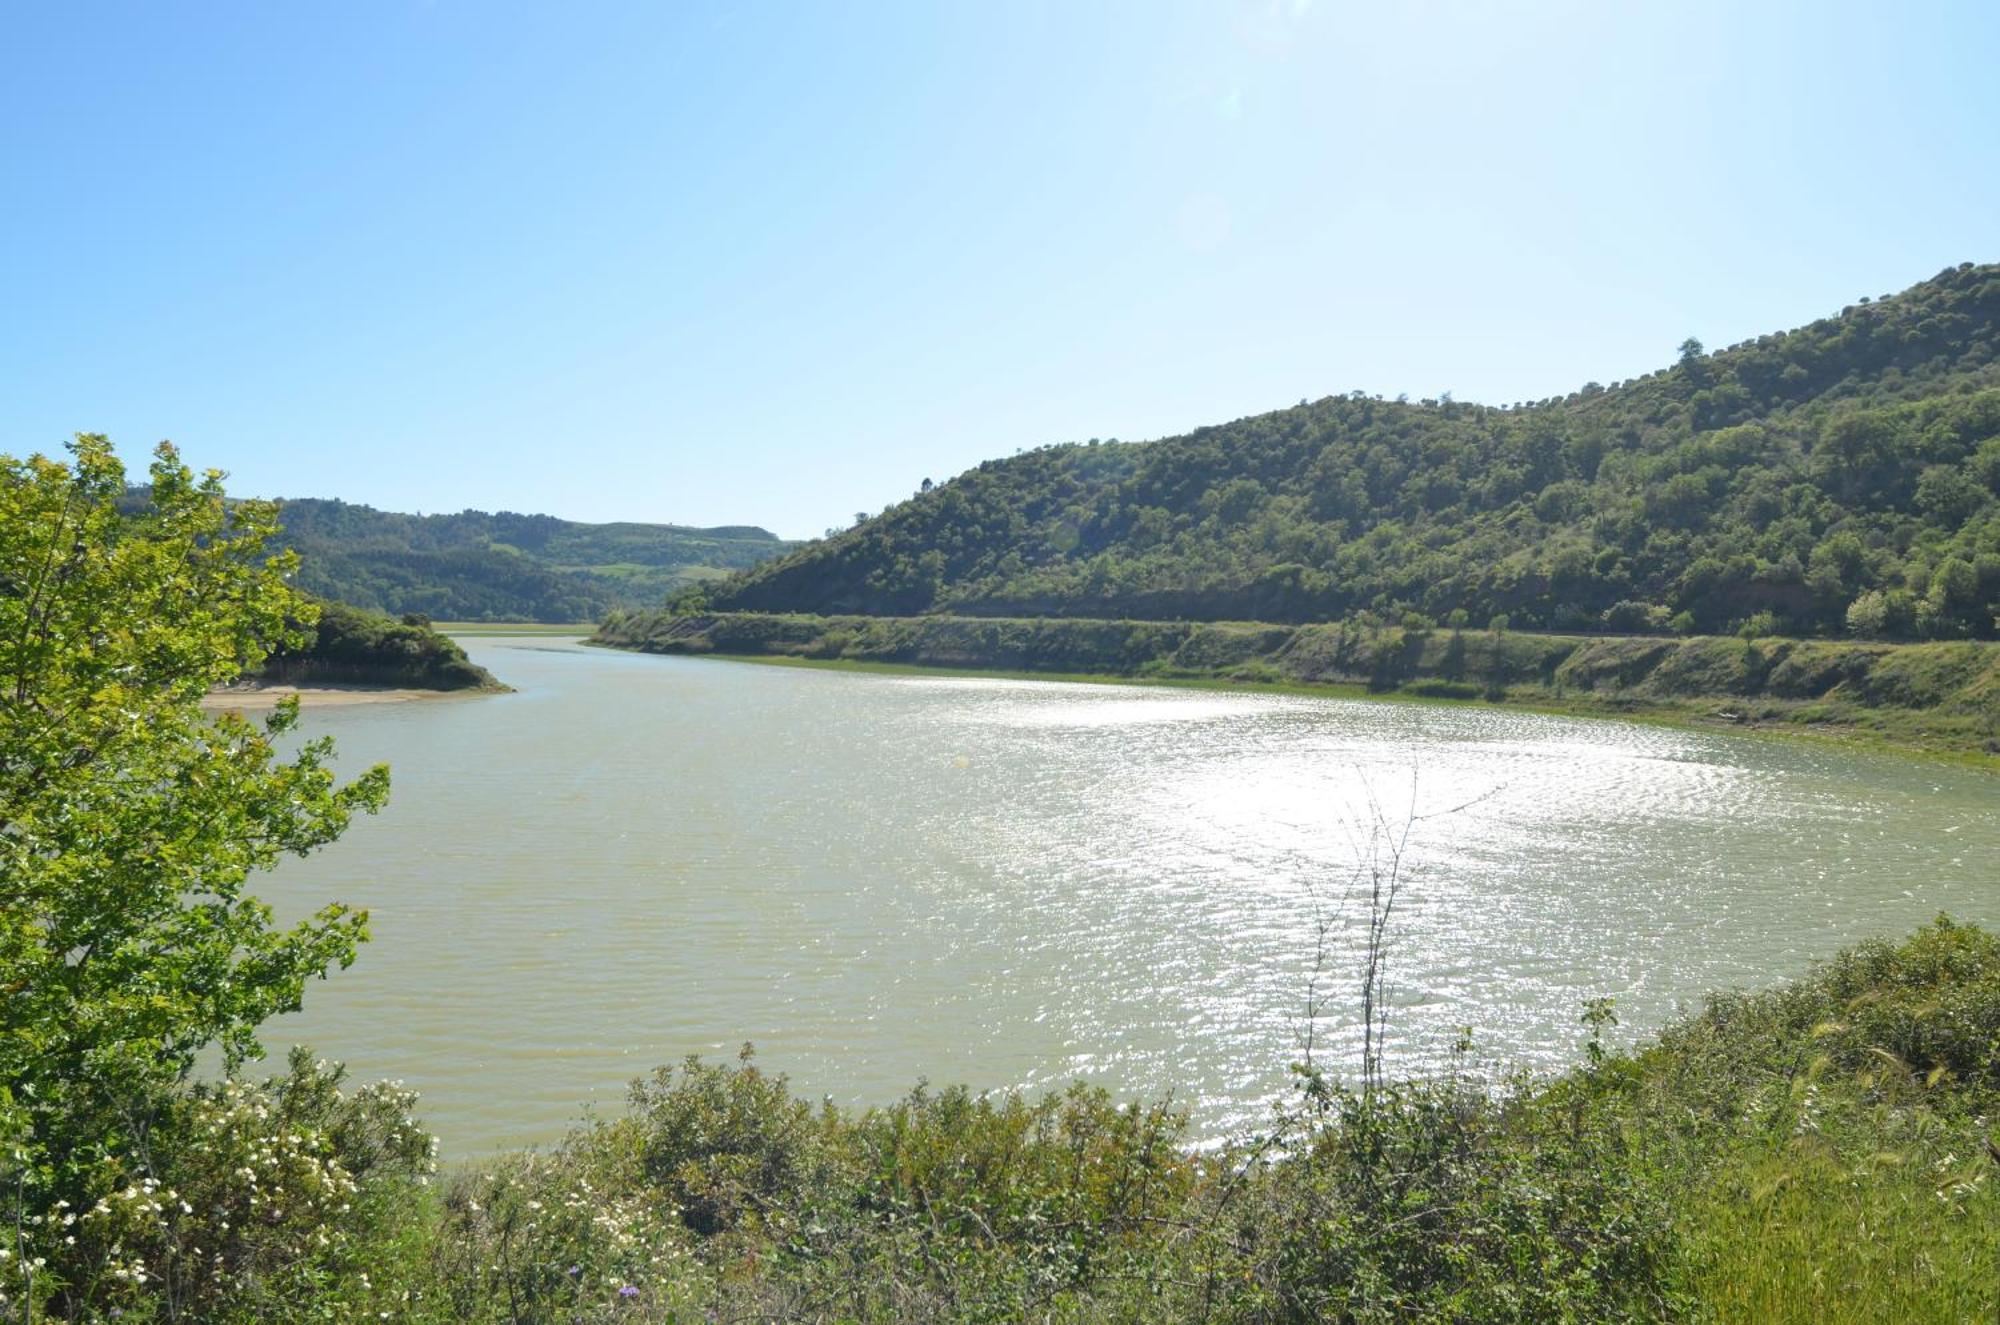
[[8, 920, 1996, 1322], [254, 601, 500, 691]]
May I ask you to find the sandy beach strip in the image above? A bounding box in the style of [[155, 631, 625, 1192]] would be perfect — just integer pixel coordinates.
[[201, 684, 451, 711]]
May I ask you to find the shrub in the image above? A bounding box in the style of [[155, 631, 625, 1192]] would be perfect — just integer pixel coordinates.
[[4, 1050, 434, 1322], [1737, 610, 1782, 639], [1603, 600, 1671, 633], [1406, 679, 1480, 699], [1846, 588, 1918, 638]]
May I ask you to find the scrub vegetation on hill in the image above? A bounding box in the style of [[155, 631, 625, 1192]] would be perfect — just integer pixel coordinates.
[[695, 263, 2000, 639], [271, 499, 794, 622], [253, 600, 501, 691]]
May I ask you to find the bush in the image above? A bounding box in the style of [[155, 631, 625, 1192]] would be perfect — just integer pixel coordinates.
[[1737, 610, 1782, 639], [262, 599, 499, 690], [1603, 600, 1672, 633], [4, 1050, 435, 1322], [1214, 1076, 1681, 1322], [423, 1053, 1195, 1323], [13, 921, 2000, 1320], [1846, 588, 1918, 638], [1406, 679, 1480, 699]]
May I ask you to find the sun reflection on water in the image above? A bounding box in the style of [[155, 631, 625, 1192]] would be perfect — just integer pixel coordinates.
[[261, 642, 2000, 1154]]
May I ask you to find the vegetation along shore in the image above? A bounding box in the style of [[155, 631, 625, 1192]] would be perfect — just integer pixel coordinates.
[[606, 265, 2000, 762], [593, 610, 2000, 759]]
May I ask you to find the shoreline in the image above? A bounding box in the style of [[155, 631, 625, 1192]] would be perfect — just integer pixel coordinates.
[[614, 645, 2000, 772], [201, 683, 489, 711], [435, 621, 596, 637], [590, 611, 2000, 768]]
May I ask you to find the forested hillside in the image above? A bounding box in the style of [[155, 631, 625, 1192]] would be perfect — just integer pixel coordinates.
[[276, 500, 793, 621], [700, 263, 2000, 638]]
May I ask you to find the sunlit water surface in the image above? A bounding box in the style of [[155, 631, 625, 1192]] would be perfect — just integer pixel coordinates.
[[254, 638, 1998, 1153]]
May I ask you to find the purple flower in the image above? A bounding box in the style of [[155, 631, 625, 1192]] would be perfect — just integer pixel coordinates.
[[566, 1264, 581, 1277], [618, 1284, 640, 1298]]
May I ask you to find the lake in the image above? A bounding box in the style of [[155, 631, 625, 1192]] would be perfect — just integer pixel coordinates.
[[253, 636, 1999, 1154]]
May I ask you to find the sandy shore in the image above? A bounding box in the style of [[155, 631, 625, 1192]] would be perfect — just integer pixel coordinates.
[[201, 684, 454, 711]]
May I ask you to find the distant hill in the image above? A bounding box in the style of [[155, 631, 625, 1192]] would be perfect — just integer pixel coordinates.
[[694, 262, 2000, 639], [273, 500, 795, 622]]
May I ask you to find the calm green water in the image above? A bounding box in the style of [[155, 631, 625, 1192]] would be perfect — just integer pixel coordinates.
[[257, 637, 1998, 1154]]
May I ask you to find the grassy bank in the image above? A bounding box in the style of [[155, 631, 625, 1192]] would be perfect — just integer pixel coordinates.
[[594, 610, 2000, 759], [15, 920, 1998, 1322]]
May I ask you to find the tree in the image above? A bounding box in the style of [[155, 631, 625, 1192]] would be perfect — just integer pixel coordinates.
[[0, 437, 389, 1247], [1915, 464, 1986, 524], [1928, 556, 1981, 634], [1677, 337, 1712, 395]]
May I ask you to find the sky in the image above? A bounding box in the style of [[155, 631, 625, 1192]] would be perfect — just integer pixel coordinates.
[[4, 2, 1997, 539]]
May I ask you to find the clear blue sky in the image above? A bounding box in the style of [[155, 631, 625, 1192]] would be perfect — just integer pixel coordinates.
[[4, 1, 1996, 538]]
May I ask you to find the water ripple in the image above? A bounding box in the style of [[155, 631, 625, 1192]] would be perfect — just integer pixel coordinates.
[[258, 642, 2000, 1153]]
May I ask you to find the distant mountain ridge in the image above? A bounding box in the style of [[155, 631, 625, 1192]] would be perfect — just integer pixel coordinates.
[[275, 499, 795, 622], [691, 262, 2000, 640]]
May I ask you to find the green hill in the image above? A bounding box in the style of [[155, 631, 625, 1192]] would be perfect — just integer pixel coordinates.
[[275, 500, 795, 622], [694, 263, 2000, 639]]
